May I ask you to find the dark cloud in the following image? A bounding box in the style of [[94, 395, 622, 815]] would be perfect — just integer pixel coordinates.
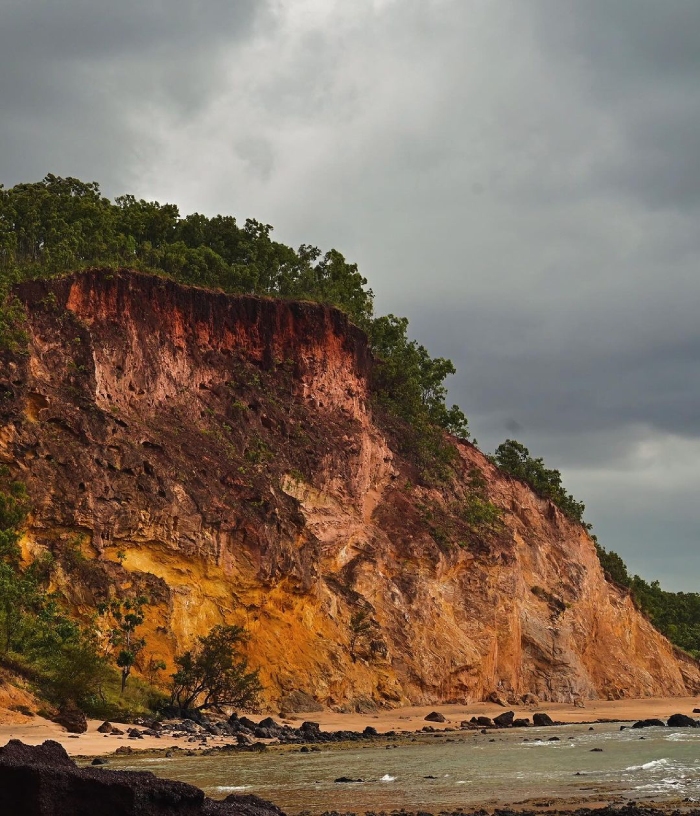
[[526, 0, 700, 209], [1, 0, 698, 588], [0, 0, 267, 190]]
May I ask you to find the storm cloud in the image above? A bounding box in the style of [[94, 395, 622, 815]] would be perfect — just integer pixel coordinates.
[[2, 0, 699, 588]]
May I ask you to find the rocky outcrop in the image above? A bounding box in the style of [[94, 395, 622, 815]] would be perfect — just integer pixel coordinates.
[[52, 703, 88, 734], [1, 268, 699, 708], [0, 739, 285, 815]]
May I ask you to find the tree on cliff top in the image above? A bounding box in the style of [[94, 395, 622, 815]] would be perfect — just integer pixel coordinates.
[[170, 624, 262, 712], [491, 439, 585, 523], [0, 174, 470, 480]]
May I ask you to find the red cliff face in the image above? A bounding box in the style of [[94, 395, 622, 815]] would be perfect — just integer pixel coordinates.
[[2, 269, 698, 709]]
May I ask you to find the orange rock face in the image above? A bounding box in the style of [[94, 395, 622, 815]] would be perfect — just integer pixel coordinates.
[[1, 269, 698, 708]]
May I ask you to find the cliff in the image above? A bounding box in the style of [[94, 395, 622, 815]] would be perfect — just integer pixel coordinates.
[[1, 269, 698, 708]]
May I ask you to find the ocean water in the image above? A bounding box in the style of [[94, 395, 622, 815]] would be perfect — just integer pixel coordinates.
[[109, 723, 700, 813]]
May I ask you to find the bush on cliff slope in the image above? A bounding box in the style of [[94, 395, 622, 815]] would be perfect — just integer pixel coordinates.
[[0, 471, 111, 707], [491, 439, 585, 523]]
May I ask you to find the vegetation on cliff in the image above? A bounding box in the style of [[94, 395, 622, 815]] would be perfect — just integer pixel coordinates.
[[170, 625, 262, 712], [491, 439, 586, 523], [595, 542, 700, 658], [0, 174, 697, 702], [0, 175, 467, 479], [491, 440, 700, 659], [0, 469, 112, 709]]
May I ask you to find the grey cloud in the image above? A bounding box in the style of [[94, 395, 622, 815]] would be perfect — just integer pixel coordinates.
[[1, 0, 699, 588], [0, 0, 268, 190], [0, 0, 263, 62], [525, 0, 700, 209]]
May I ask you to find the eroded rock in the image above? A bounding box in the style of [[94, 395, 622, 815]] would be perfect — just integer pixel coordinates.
[[0, 739, 285, 815]]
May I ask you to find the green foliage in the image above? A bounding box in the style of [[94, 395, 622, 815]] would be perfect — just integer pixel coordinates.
[[97, 596, 148, 693], [0, 175, 374, 325], [459, 493, 502, 530], [593, 539, 630, 587], [80, 671, 168, 721], [369, 315, 469, 437], [170, 624, 262, 712], [369, 315, 469, 479], [0, 289, 27, 352], [454, 468, 502, 533], [491, 439, 585, 523], [0, 473, 110, 707]]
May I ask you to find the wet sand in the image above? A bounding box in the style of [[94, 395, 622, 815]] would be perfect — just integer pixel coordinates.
[[1, 696, 698, 757]]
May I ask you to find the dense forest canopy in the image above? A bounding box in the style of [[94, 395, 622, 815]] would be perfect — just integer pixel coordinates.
[[1, 175, 698, 661]]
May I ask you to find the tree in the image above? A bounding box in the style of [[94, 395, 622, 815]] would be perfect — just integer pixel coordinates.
[[170, 624, 262, 711], [97, 596, 148, 693], [491, 439, 585, 523]]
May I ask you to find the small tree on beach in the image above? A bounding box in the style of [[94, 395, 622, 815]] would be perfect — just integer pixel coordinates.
[[170, 624, 262, 711]]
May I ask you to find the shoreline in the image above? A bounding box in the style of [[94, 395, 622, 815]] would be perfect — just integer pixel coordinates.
[[0, 696, 698, 758]]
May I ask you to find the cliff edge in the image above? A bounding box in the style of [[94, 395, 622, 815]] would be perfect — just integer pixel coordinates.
[[1, 269, 698, 708]]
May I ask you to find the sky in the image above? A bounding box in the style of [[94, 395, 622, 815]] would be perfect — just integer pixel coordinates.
[[2, 0, 699, 590]]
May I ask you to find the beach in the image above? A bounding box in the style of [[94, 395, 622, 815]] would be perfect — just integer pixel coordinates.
[[1, 696, 698, 757]]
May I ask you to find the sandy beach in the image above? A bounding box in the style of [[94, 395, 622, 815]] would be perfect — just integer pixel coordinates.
[[1, 696, 698, 757]]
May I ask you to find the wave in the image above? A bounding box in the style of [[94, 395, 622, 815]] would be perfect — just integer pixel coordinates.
[[624, 758, 670, 772], [215, 785, 252, 792], [380, 774, 396, 782]]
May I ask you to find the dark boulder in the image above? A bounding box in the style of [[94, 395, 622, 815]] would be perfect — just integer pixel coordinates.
[[97, 721, 114, 734], [424, 711, 446, 723], [493, 711, 515, 727], [254, 728, 274, 739], [476, 716, 493, 727], [221, 794, 286, 816], [512, 718, 530, 727], [533, 712, 554, 727], [631, 719, 666, 728], [53, 703, 88, 734], [0, 739, 286, 815], [667, 713, 699, 728], [363, 726, 378, 736], [0, 740, 74, 768]]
